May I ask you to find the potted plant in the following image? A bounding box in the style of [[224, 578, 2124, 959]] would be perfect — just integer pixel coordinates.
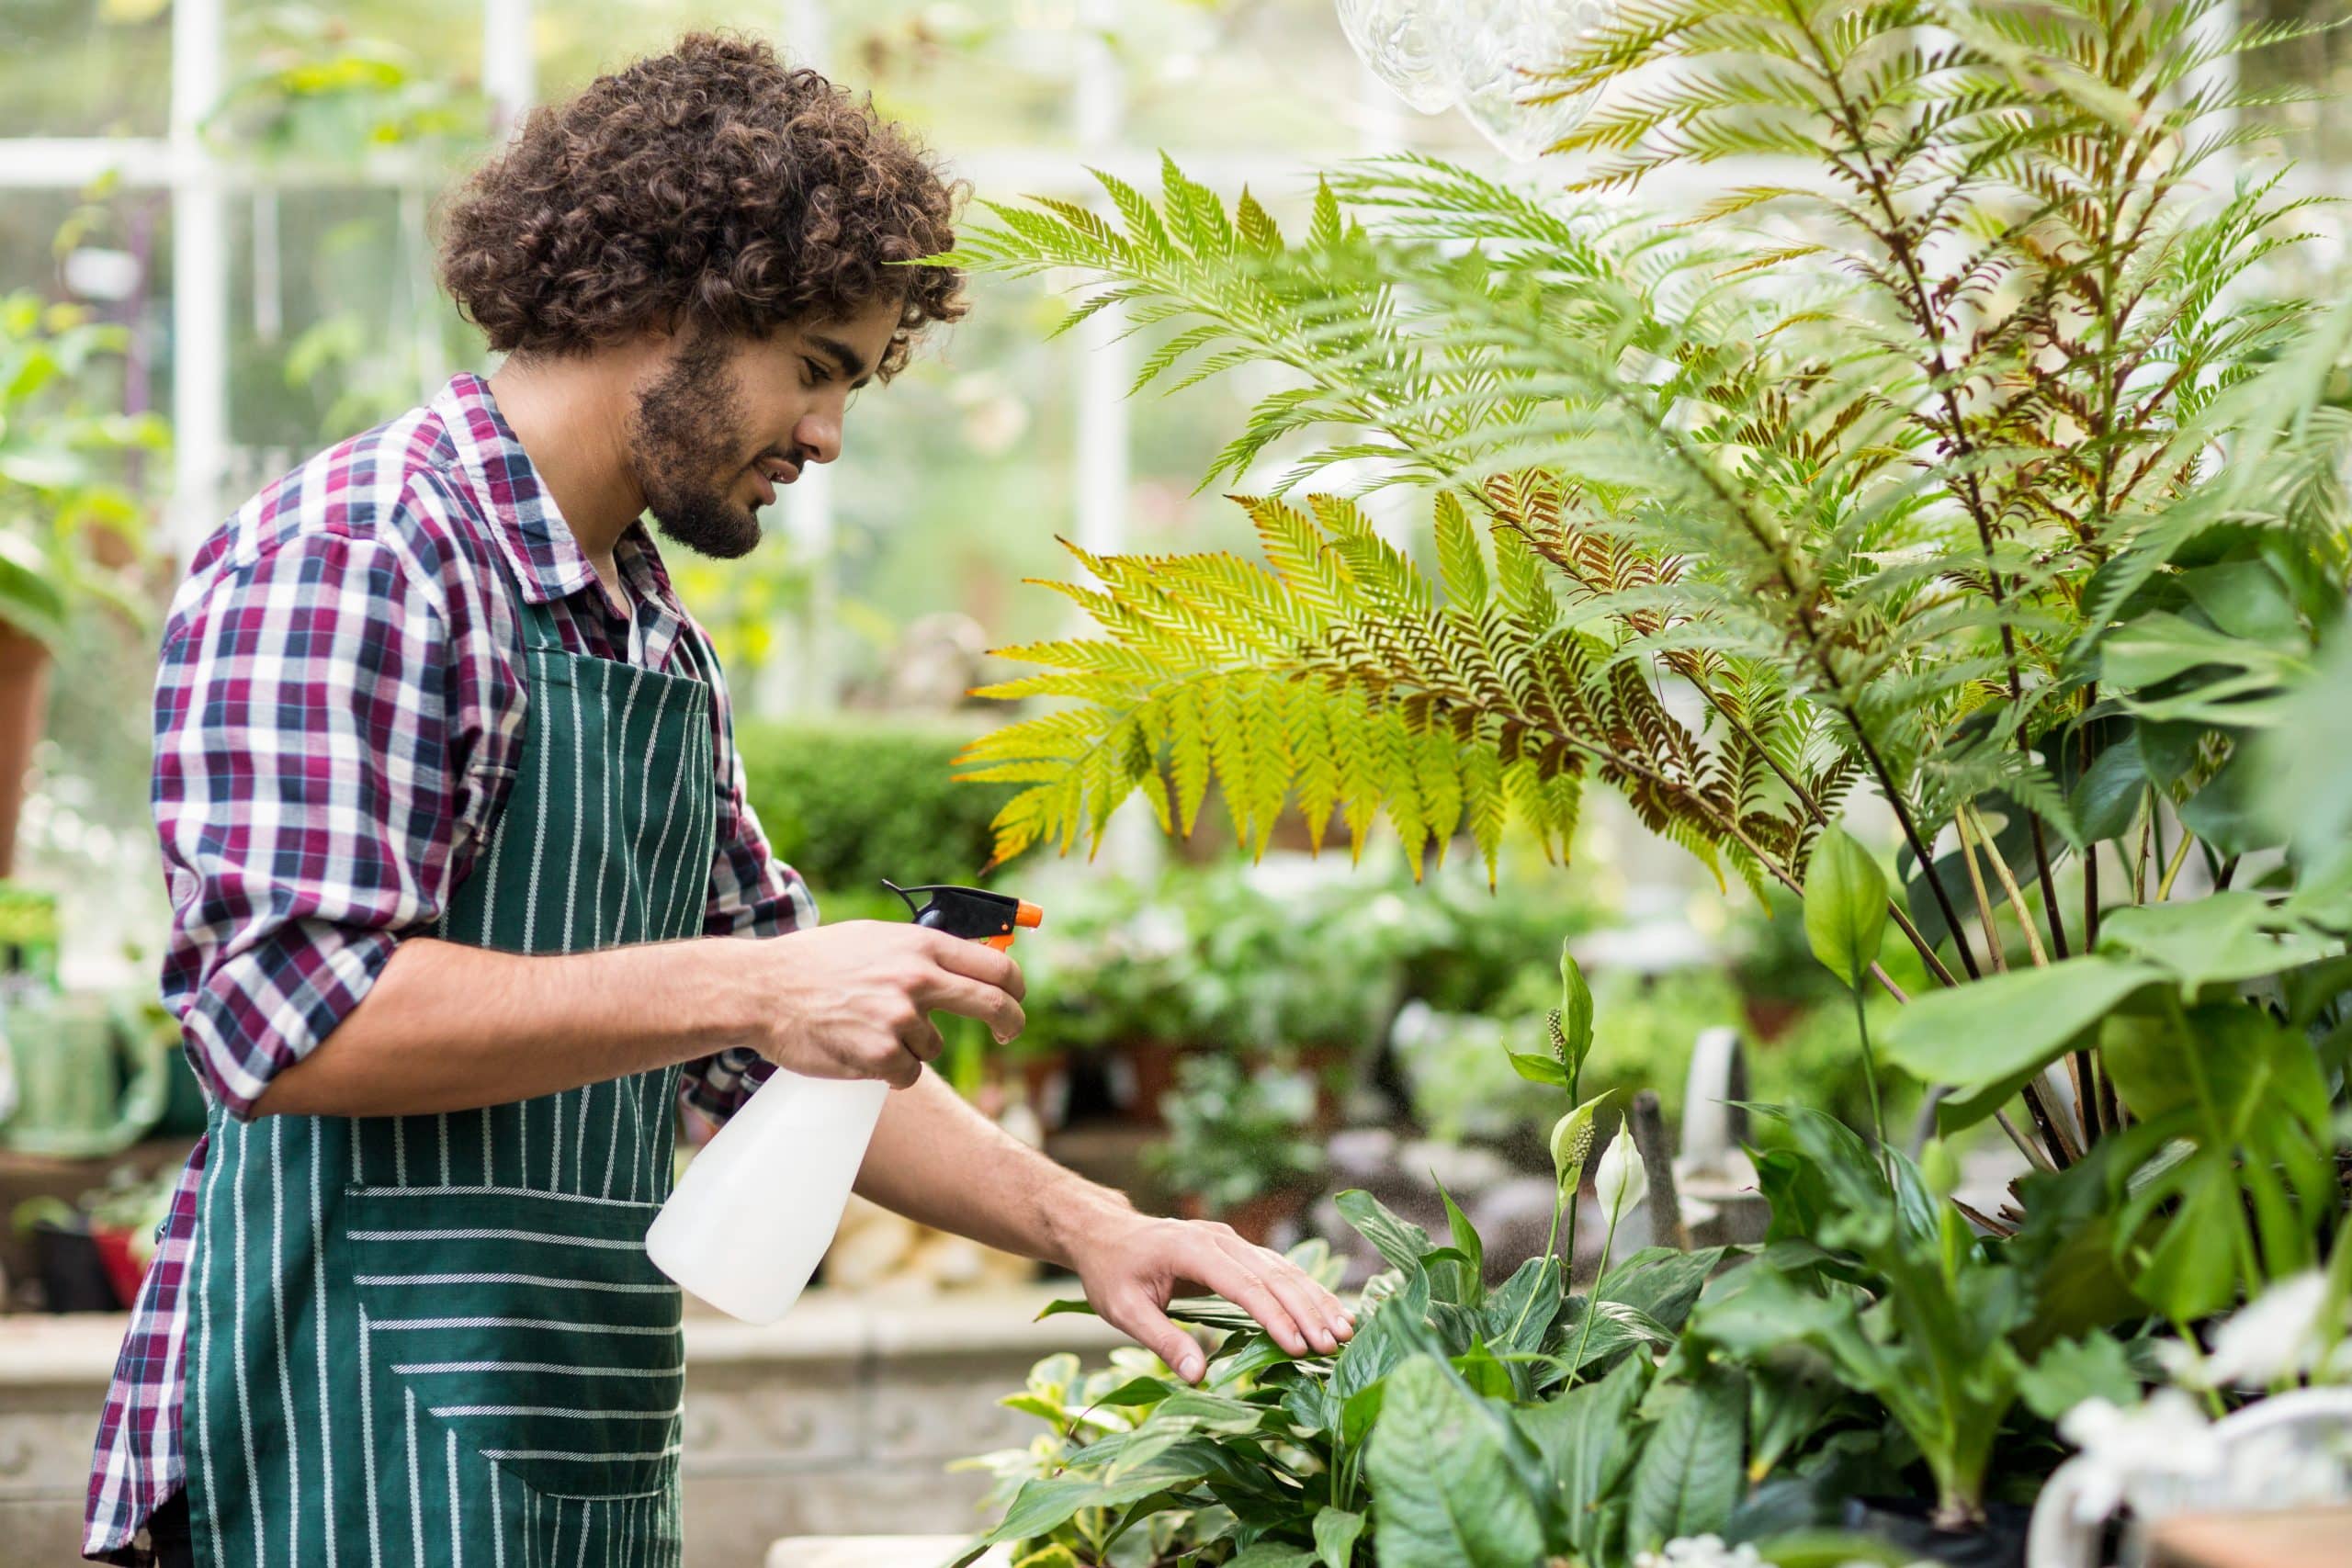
[[0, 289, 165, 876], [943, 0, 2352, 1556], [1146, 1052, 1324, 1246]]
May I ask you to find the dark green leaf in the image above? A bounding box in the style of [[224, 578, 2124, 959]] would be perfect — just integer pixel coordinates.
[[1313, 1507, 1366, 1568], [1438, 1179, 1485, 1306], [1336, 1190, 1437, 1276], [1366, 1356, 1549, 1568], [2068, 739, 2145, 843], [1625, 1369, 1746, 1552], [2017, 1334, 2140, 1422], [1596, 1247, 1726, 1335]]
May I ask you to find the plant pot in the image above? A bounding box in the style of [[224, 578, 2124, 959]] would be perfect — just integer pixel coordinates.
[[1740, 994, 1805, 1043], [1107, 1039, 1190, 1126], [89, 1222, 149, 1307], [1012, 1050, 1072, 1132], [1840, 1495, 2030, 1568], [0, 622, 51, 880], [30, 1218, 117, 1312]]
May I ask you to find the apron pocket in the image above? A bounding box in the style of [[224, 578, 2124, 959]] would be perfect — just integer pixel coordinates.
[[337, 1183, 684, 1501]]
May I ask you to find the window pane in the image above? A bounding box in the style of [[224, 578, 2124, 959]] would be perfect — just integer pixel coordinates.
[[819, 275, 1080, 701], [0, 0, 174, 138], [1121, 0, 1369, 161]]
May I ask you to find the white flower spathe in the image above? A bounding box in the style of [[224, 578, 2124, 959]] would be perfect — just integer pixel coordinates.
[[1631, 1536, 1928, 1568], [2169, 1270, 2343, 1391], [1595, 1122, 1648, 1224], [2056, 1390, 2225, 1523]]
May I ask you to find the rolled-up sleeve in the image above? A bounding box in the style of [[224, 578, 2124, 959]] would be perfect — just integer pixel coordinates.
[[680, 655, 816, 1123], [154, 530, 479, 1119]]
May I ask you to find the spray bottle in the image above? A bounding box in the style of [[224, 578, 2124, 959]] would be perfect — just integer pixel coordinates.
[[645, 880, 1043, 1323]]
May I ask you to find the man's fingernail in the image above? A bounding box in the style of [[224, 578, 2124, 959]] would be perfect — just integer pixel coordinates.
[[1181, 1356, 1203, 1381]]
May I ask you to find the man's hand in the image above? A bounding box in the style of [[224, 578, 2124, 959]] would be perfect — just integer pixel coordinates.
[[743, 920, 1026, 1089], [1070, 1211, 1355, 1383]]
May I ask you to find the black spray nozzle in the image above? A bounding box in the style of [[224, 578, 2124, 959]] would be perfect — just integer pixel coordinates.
[[881, 881, 1044, 951]]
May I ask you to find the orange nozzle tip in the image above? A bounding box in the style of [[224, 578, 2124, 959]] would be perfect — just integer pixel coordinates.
[[1015, 900, 1044, 930]]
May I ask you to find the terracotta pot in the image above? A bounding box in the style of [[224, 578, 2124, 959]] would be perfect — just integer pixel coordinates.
[[1108, 1038, 1193, 1126], [0, 623, 50, 879], [1740, 995, 1804, 1043]]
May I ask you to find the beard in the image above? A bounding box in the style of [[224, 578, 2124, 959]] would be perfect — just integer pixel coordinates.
[[628, 334, 764, 561]]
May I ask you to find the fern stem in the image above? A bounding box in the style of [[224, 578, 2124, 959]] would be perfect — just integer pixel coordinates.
[[1968, 806, 2050, 969], [1952, 808, 2007, 976], [1851, 723, 1981, 982]]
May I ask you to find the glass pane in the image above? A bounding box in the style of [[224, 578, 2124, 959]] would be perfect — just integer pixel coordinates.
[[224, 186, 477, 459], [815, 274, 1080, 705], [221, 2, 489, 164], [536, 2, 786, 100], [1121, 0, 1369, 161], [0, 0, 174, 138]]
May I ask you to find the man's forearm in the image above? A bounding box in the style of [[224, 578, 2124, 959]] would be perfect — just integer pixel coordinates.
[[253, 934, 757, 1119], [854, 1070, 1135, 1270]]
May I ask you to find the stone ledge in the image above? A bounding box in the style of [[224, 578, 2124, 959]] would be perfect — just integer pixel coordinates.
[[0, 1285, 1128, 1387]]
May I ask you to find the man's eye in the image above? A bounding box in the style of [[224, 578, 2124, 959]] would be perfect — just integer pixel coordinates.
[[804, 358, 830, 386]]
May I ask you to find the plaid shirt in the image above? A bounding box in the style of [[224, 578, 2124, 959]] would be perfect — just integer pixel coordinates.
[[84, 373, 812, 1563]]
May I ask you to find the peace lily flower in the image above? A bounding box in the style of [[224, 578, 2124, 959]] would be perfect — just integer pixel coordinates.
[[2055, 1390, 2224, 1522], [1632, 1536, 1930, 1568], [1548, 1096, 1605, 1191], [2158, 1269, 2352, 1390], [1594, 1122, 1648, 1224]]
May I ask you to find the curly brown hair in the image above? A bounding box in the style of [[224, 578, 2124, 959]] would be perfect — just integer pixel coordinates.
[[437, 33, 966, 376]]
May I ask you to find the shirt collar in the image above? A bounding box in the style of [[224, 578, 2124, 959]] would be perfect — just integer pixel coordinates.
[[432, 372, 605, 607]]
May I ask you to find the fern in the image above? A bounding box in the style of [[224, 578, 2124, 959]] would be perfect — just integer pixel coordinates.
[[943, 0, 2350, 1166]]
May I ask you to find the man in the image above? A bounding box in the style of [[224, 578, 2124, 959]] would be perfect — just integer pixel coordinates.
[[86, 35, 1351, 1567]]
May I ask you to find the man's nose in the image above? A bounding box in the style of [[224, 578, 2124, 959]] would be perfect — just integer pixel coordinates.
[[796, 410, 842, 466]]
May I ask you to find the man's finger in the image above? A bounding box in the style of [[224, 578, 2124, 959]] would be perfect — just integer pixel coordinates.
[[1214, 1233, 1343, 1354], [1185, 1240, 1312, 1359], [912, 971, 1027, 1043], [924, 932, 1026, 1001], [1106, 1292, 1205, 1383]]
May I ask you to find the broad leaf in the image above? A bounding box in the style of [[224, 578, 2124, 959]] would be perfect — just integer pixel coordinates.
[[1313, 1507, 1366, 1568], [1880, 957, 2165, 1089], [1336, 1190, 1437, 1276], [1625, 1368, 1746, 1552], [1366, 1356, 1549, 1568], [1803, 827, 1888, 990]]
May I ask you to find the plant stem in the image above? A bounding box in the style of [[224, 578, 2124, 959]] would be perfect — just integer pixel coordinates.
[[1852, 984, 1890, 1180], [1952, 810, 2007, 974], [2155, 822, 2197, 902], [1851, 722, 1983, 981], [1970, 807, 2051, 968], [1563, 1201, 1623, 1393]]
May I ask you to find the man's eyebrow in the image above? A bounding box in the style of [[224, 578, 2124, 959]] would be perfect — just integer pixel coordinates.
[[807, 333, 873, 389]]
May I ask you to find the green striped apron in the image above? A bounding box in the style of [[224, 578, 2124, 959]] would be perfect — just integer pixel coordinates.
[[185, 550, 719, 1567]]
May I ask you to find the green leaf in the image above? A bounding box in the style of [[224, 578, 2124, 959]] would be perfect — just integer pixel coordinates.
[[2096, 892, 2332, 993], [1558, 942, 1595, 1077], [1879, 957, 2166, 1089], [1227, 1547, 1316, 1568], [1336, 1190, 1437, 1275], [1313, 1507, 1366, 1568], [1506, 1051, 1571, 1089], [1518, 1353, 1649, 1562], [1803, 827, 1888, 990], [1595, 1247, 1726, 1335], [1625, 1369, 1746, 1552], [1438, 1178, 1486, 1308], [1366, 1356, 1549, 1568], [2017, 1334, 2140, 1423], [2068, 739, 2145, 843]]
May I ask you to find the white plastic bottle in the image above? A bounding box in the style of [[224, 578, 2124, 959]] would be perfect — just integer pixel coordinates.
[[646, 1070, 890, 1324], [646, 881, 1040, 1323]]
